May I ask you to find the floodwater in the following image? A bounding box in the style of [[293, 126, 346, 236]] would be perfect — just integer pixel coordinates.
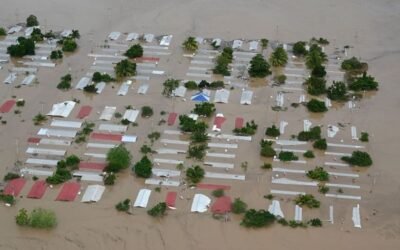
[[0, 0, 400, 249]]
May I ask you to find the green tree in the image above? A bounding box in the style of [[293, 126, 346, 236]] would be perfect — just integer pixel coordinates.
[[311, 64, 326, 78], [265, 125, 280, 137], [248, 54, 271, 77], [360, 132, 369, 142], [50, 50, 63, 60], [278, 151, 299, 161], [231, 198, 247, 214], [178, 115, 197, 132], [29, 208, 57, 229], [3, 172, 20, 181], [305, 44, 327, 69], [0, 27, 6, 36], [341, 151, 373, 167], [65, 155, 80, 169], [306, 76, 326, 96], [327, 81, 347, 101], [62, 39, 78, 52], [297, 126, 321, 141], [15, 208, 30, 226], [295, 194, 320, 208], [182, 37, 198, 52], [57, 74, 72, 90], [184, 81, 198, 90], [292, 41, 308, 56], [186, 165, 205, 184], [125, 44, 143, 59], [31, 28, 44, 42], [213, 48, 233, 76], [260, 140, 276, 157], [147, 202, 167, 217], [348, 72, 379, 91], [187, 144, 208, 160], [233, 120, 258, 136], [133, 156, 153, 178], [26, 15, 39, 27], [307, 99, 327, 113], [71, 30, 80, 39], [303, 150, 315, 158], [141, 106, 153, 117], [7, 37, 35, 57], [116, 199, 131, 212], [341, 57, 365, 71], [92, 72, 114, 83], [162, 78, 180, 97], [241, 209, 276, 228], [313, 138, 327, 150], [114, 59, 136, 79], [269, 47, 288, 67], [193, 102, 215, 117], [106, 144, 132, 172], [260, 39, 269, 50]]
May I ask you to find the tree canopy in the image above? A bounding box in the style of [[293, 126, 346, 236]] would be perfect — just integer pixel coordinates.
[[241, 209, 276, 228], [307, 166, 329, 181], [147, 202, 167, 217], [0, 27, 6, 36], [213, 48, 233, 76], [292, 41, 308, 56], [114, 59, 136, 78], [341, 151, 373, 167], [7, 37, 35, 57], [306, 76, 326, 96], [106, 144, 132, 172], [133, 155, 153, 178], [26, 15, 39, 27], [248, 54, 271, 78], [327, 81, 347, 101], [92, 72, 114, 83], [307, 99, 328, 113], [265, 125, 280, 137], [182, 37, 198, 52], [125, 44, 143, 59], [186, 165, 205, 184], [348, 73, 379, 91], [178, 115, 197, 132], [231, 198, 247, 214], [305, 44, 327, 70], [193, 102, 215, 117], [162, 78, 180, 97], [269, 47, 288, 67], [62, 38, 78, 52]]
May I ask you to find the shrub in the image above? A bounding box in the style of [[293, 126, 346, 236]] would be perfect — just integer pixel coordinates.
[[303, 150, 315, 158], [348, 73, 379, 91], [147, 202, 167, 217], [3, 172, 20, 181], [231, 198, 248, 214], [341, 151, 373, 167], [103, 172, 116, 185], [318, 184, 329, 194], [141, 106, 153, 117], [264, 194, 274, 200], [184, 81, 198, 90], [269, 47, 288, 67], [308, 218, 323, 227], [360, 132, 369, 142], [186, 165, 205, 184], [193, 102, 216, 117], [277, 218, 289, 226], [162, 78, 180, 97], [140, 145, 152, 154], [297, 126, 321, 141], [241, 209, 276, 228], [260, 163, 272, 170], [327, 81, 347, 101], [307, 167, 329, 181], [295, 194, 320, 208], [32, 113, 47, 126], [57, 74, 72, 90], [311, 37, 330, 45], [313, 138, 327, 150], [292, 41, 307, 56], [29, 208, 57, 229], [121, 119, 130, 125], [106, 144, 132, 172], [116, 199, 131, 212], [15, 209, 30, 226], [306, 76, 326, 96], [133, 156, 153, 178], [274, 74, 286, 84], [212, 189, 225, 197], [125, 44, 143, 58], [307, 99, 327, 113], [289, 220, 307, 228], [16, 100, 25, 107], [209, 81, 224, 89], [249, 54, 271, 77], [265, 125, 280, 137], [0, 27, 6, 36], [114, 59, 136, 78], [26, 15, 39, 27], [233, 120, 258, 136], [62, 39, 78, 52], [278, 151, 298, 161], [260, 140, 276, 157], [148, 132, 161, 143]]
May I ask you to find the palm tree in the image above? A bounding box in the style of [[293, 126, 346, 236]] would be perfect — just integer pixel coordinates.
[[186, 165, 205, 183], [269, 47, 288, 67], [182, 37, 198, 52]]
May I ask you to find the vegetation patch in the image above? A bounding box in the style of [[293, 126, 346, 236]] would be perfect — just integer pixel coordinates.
[[303, 150, 315, 158], [213, 48, 233, 76], [278, 151, 298, 161], [193, 102, 216, 117], [307, 166, 329, 181], [233, 120, 258, 136], [133, 156, 152, 178], [241, 209, 276, 228], [16, 208, 57, 229], [341, 151, 373, 167], [148, 202, 167, 217], [248, 54, 271, 77], [295, 194, 320, 208], [313, 138, 327, 150], [186, 165, 205, 184], [307, 99, 328, 113], [260, 140, 276, 157], [265, 125, 280, 137]]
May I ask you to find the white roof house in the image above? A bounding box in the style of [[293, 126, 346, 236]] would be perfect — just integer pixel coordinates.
[[99, 106, 116, 121], [75, 76, 91, 90], [117, 80, 132, 96], [26, 158, 59, 166], [144, 34, 155, 43], [21, 74, 36, 85], [37, 128, 78, 138], [249, 41, 259, 51], [268, 200, 285, 218], [108, 32, 121, 40], [137, 84, 149, 94], [95, 82, 106, 94], [20, 167, 54, 177], [232, 40, 243, 49], [50, 120, 82, 129], [4, 73, 17, 84], [7, 26, 22, 34], [240, 90, 253, 105], [47, 101, 76, 117], [26, 147, 66, 156], [212, 38, 222, 47], [126, 33, 140, 41], [145, 178, 180, 187], [191, 194, 211, 213], [133, 189, 152, 208], [352, 204, 361, 228], [61, 30, 73, 38], [160, 35, 173, 46], [81, 185, 106, 202], [214, 89, 230, 103], [123, 109, 139, 122], [74, 171, 104, 182], [99, 124, 127, 132], [172, 86, 187, 97], [195, 37, 204, 44]]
